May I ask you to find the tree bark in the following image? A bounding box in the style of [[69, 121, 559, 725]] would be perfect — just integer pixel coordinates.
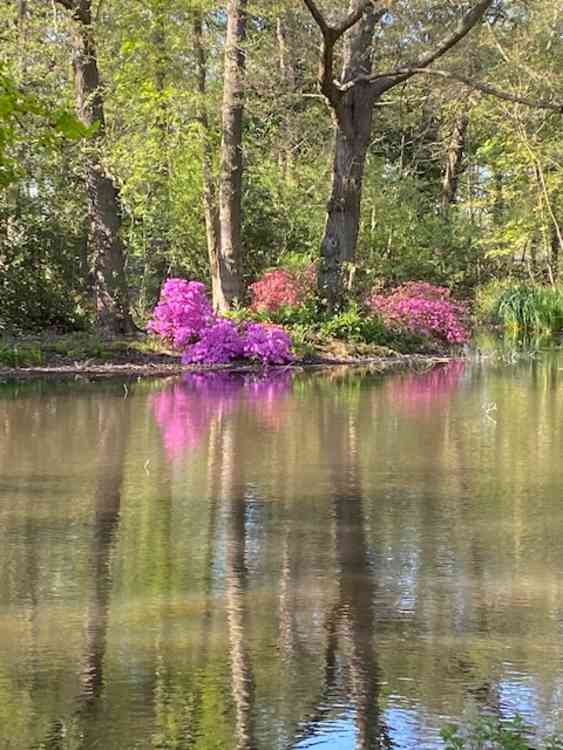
[[56, 0, 134, 334], [193, 10, 222, 310], [317, 4, 379, 310], [217, 0, 248, 312]]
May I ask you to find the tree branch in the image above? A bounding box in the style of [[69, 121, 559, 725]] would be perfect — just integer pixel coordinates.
[[397, 68, 563, 113], [302, 0, 381, 109], [336, 0, 382, 36], [373, 0, 494, 93]]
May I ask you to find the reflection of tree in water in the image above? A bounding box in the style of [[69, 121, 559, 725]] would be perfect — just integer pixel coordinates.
[[221, 421, 256, 750], [150, 372, 292, 461], [294, 389, 391, 749], [42, 396, 131, 748]]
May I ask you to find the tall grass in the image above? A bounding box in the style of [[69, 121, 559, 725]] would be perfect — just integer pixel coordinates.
[[476, 282, 563, 336]]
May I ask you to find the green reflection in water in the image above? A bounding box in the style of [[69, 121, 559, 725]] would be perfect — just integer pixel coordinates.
[[0, 356, 562, 749]]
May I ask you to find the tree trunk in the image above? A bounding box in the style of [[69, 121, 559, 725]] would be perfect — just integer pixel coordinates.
[[59, 0, 134, 334], [551, 223, 561, 280], [217, 0, 248, 312], [441, 109, 469, 216], [193, 10, 222, 310], [305, 0, 494, 310], [317, 5, 379, 310]]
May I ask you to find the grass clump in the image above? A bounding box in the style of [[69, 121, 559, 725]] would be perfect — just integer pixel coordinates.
[[476, 282, 563, 336], [0, 342, 44, 367]]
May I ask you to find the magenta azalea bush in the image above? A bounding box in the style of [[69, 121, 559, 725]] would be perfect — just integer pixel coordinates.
[[148, 278, 293, 366], [368, 282, 469, 344], [147, 278, 214, 348], [249, 265, 315, 313]]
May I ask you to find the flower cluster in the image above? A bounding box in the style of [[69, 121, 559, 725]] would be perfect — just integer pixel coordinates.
[[148, 277, 293, 366], [368, 282, 469, 344], [147, 278, 214, 349], [243, 323, 293, 365], [249, 266, 314, 312]]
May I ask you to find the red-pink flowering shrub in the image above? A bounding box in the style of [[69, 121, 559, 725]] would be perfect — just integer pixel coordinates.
[[368, 282, 469, 344], [148, 278, 293, 366], [249, 266, 314, 312]]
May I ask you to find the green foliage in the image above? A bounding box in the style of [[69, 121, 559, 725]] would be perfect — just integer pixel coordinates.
[[0, 342, 43, 367], [0, 64, 95, 187], [441, 715, 563, 750]]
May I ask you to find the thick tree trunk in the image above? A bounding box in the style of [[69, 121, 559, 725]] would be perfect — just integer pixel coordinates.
[[318, 4, 379, 310], [217, 0, 248, 312], [60, 0, 134, 334], [441, 109, 469, 216], [193, 10, 222, 310], [319, 120, 373, 309]]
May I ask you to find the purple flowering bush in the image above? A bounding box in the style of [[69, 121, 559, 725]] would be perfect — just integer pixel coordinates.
[[148, 278, 293, 366], [368, 282, 469, 345], [147, 278, 214, 348], [243, 323, 294, 365]]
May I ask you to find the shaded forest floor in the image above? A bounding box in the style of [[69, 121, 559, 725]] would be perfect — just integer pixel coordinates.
[[0, 333, 452, 382]]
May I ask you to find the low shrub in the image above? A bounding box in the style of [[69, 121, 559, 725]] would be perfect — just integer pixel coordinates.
[[368, 281, 469, 345], [148, 278, 293, 366]]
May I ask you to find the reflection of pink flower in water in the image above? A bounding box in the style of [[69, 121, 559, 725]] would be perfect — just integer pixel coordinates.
[[150, 371, 292, 460], [386, 361, 466, 415]]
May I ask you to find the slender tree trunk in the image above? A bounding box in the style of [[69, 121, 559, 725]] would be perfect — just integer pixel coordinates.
[[193, 10, 222, 310], [217, 0, 248, 312], [276, 12, 298, 176], [551, 223, 561, 280], [441, 109, 469, 216], [141, 4, 171, 308], [57, 0, 134, 334]]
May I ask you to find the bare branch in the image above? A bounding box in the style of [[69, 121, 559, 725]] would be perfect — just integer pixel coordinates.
[[376, 0, 494, 92], [302, 0, 329, 36], [400, 68, 563, 113]]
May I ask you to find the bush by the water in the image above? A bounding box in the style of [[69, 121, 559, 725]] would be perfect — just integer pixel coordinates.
[[148, 278, 293, 366], [368, 282, 469, 345], [476, 281, 563, 336]]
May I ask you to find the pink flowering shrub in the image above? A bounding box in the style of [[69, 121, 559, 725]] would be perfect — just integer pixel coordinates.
[[148, 277, 293, 366], [181, 319, 245, 365], [147, 278, 214, 348], [249, 266, 315, 312], [368, 282, 469, 345], [243, 323, 293, 365]]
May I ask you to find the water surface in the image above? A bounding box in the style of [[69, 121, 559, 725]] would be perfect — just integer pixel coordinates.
[[1, 354, 563, 749]]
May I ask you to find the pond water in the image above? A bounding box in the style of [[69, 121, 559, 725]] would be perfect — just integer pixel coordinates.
[[1, 352, 563, 749]]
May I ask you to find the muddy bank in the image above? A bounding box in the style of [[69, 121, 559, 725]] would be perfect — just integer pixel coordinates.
[[0, 352, 453, 383]]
